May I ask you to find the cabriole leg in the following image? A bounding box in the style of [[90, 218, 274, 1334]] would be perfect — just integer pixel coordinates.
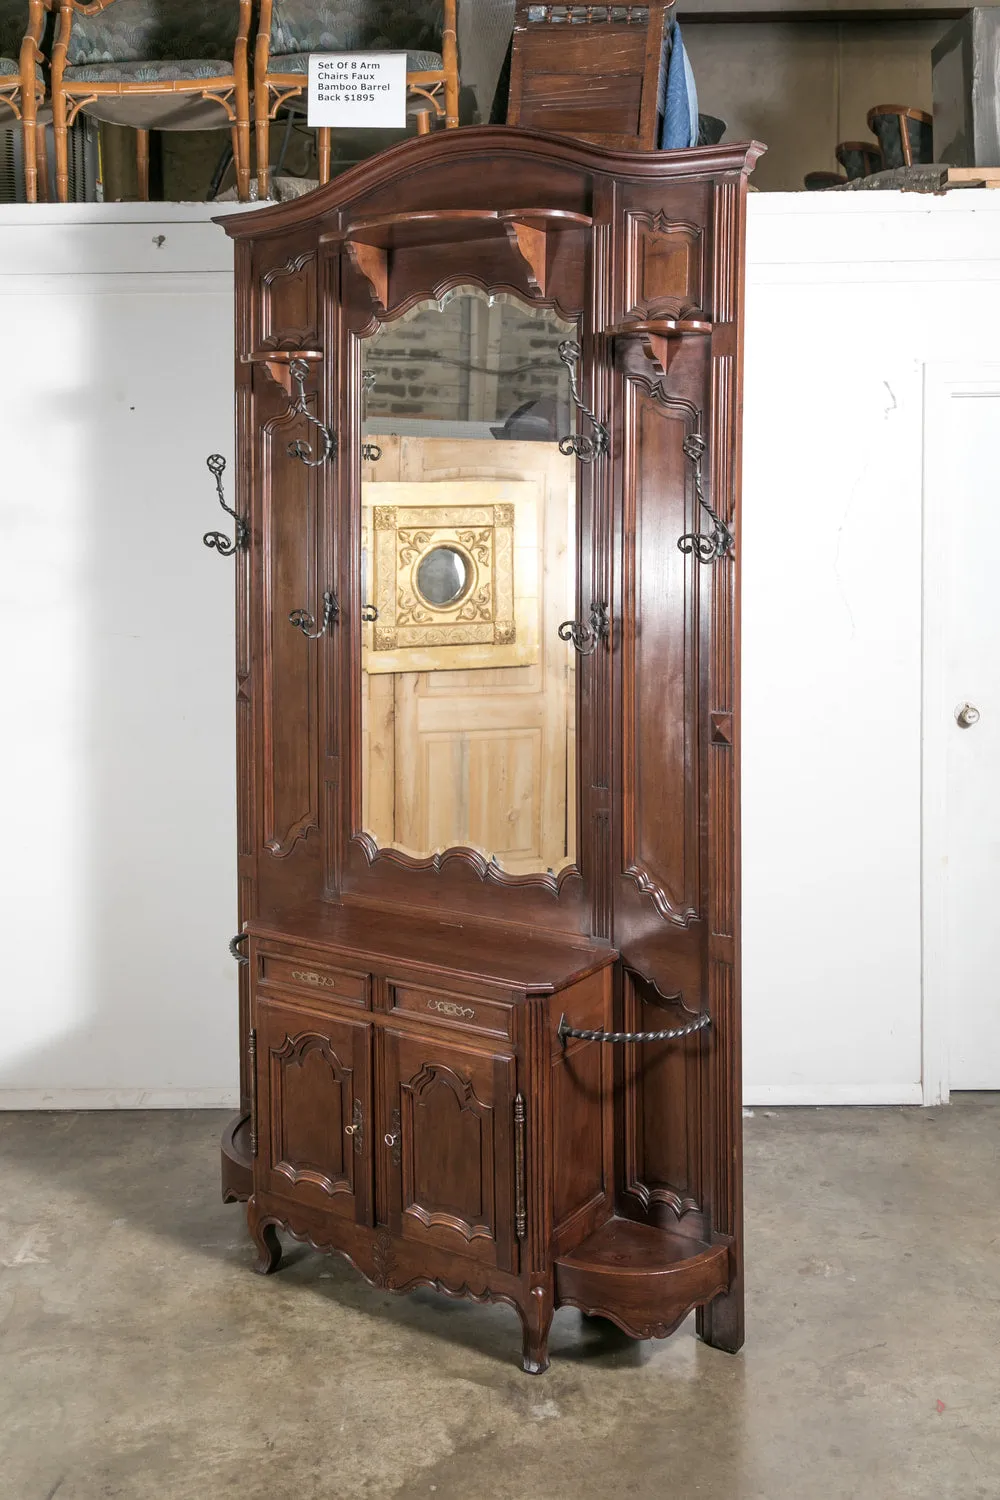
[[247, 1197, 282, 1275]]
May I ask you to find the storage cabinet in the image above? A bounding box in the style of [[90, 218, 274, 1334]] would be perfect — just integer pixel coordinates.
[[218, 126, 759, 1372]]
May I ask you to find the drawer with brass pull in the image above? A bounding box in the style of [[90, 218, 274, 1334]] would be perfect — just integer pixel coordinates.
[[389, 983, 513, 1041], [258, 951, 369, 1008]]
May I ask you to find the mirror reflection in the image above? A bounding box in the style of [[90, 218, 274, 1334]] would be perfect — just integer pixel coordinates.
[[359, 288, 578, 877]]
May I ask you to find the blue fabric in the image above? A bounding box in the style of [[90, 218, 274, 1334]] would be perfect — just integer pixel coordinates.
[[660, 18, 698, 151]]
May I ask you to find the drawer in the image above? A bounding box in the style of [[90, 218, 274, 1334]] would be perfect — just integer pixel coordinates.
[[258, 951, 369, 1008], [389, 983, 514, 1041]]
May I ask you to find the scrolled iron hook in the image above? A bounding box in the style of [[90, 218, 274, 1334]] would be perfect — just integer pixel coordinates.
[[202, 453, 247, 556], [557, 340, 609, 463], [286, 359, 336, 468]]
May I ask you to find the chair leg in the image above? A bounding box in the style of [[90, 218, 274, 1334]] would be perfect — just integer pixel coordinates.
[[317, 126, 330, 185], [415, 107, 432, 136], [22, 93, 38, 203], [53, 87, 70, 203], [230, 126, 242, 199], [35, 118, 48, 202], [255, 87, 270, 198], [136, 127, 149, 200], [442, 0, 459, 127], [233, 72, 250, 201]]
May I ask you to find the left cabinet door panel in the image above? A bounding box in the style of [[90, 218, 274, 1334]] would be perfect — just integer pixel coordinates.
[[255, 998, 372, 1224]]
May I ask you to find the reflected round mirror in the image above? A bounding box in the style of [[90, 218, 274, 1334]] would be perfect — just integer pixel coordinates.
[[415, 545, 471, 608]]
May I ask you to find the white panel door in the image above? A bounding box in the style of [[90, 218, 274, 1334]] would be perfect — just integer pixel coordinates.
[[924, 368, 1000, 1093]]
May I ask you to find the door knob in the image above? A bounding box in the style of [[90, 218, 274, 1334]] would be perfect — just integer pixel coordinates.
[[383, 1131, 398, 1146], [956, 703, 981, 729]]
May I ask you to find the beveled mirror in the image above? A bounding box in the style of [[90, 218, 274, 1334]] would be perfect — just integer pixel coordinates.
[[359, 287, 579, 877]]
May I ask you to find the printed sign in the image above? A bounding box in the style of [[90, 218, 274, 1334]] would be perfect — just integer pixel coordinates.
[[307, 53, 407, 129]]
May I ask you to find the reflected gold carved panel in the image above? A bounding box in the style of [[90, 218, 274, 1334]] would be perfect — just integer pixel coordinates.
[[362, 481, 541, 674]]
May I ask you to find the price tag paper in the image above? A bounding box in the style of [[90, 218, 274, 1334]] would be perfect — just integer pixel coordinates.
[[307, 53, 407, 129]]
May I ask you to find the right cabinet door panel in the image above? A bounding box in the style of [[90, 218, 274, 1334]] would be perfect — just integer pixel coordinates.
[[381, 1026, 517, 1273], [256, 997, 372, 1223]]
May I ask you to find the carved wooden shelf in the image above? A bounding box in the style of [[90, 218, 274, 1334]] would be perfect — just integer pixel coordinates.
[[554, 1219, 730, 1339], [327, 208, 593, 305], [246, 348, 323, 394], [609, 318, 714, 376], [253, 899, 616, 995]]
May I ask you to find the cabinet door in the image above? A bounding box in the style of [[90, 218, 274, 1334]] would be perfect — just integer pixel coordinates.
[[256, 998, 372, 1224], [381, 1027, 518, 1272]]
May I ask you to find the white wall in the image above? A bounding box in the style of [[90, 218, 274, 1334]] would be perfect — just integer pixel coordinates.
[[742, 190, 1000, 1103], [0, 204, 245, 1106], [3, 191, 1000, 1107]]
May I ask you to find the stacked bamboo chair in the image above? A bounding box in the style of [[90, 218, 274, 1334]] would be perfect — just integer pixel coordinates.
[[1, 0, 459, 202]]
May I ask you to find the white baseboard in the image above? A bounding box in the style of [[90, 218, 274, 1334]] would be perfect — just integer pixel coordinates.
[[0, 1088, 240, 1110], [0, 1083, 926, 1111], [744, 1082, 924, 1107]]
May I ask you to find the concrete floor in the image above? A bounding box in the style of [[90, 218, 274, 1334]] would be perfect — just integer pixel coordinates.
[[0, 1099, 997, 1500]]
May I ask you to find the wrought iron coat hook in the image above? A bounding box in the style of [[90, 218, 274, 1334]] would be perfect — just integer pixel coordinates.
[[677, 431, 734, 563], [361, 370, 381, 463], [289, 589, 340, 639], [286, 358, 336, 468], [558, 601, 611, 656], [557, 340, 609, 463], [202, 454, 247, 556]]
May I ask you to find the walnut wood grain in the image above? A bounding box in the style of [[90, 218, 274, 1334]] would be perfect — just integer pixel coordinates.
[[216, 127, 759, 1371]]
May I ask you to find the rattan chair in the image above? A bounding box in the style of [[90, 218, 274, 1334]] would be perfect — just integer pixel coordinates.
[[0, 0, 47, 200], [253, 0, 458, 197], [50, 0, 252, 201]]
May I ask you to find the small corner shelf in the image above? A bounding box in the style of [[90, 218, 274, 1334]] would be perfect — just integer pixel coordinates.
[[554, 1218, 730, 1338], [326, 208, 594, 307], [246, 348, 323, 395], [609, 317, 714, 376]]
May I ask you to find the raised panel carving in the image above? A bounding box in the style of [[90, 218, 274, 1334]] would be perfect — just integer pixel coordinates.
[[620, 377, 700, 925], [623, 210, 704, 322], [402, 1063, 496, 1243], [621, 971, 705, 1227], [258, 369, 319, 857], [384, 1028, 515, 1270], [269, 1031, 354, 1198], [259, 249, 318, 351]]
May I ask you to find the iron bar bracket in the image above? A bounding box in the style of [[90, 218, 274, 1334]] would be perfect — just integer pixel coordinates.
[[557, 1012, 711, 1046]]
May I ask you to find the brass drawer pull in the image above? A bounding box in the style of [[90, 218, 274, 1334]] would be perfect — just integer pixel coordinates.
[[426, 998, 475, 1020], [291, 969, 337, 988]]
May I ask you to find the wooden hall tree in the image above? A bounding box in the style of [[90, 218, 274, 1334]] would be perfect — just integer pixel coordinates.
[[214, 126, 762, 1373]]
